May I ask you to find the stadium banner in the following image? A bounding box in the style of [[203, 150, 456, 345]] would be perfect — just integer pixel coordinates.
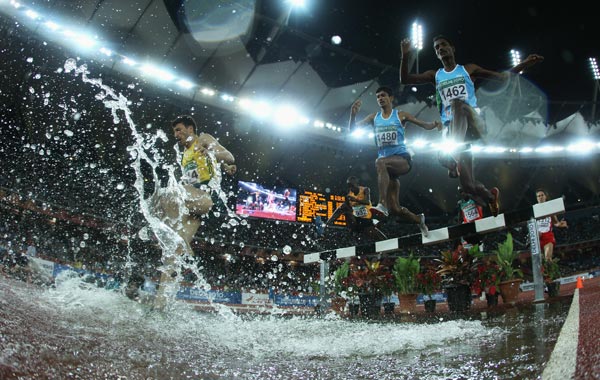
[[242, 292, 272, 305], [274, 294, 319, 307], [177, 287, 242, 304]]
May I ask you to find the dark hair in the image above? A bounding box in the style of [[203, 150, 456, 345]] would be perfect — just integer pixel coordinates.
[[535, 188, 548, 196], [171, 115, 196, 129], [432, 34, 454, 47], [346, 176, 358, 183], [375, 86, 394, 97]]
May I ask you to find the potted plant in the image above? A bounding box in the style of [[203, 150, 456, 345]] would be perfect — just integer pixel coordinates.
[[436, 244, 479, 311], [380, 258, 397, 315], [472, 258, 501, 307], [494, 233, 523, 304], [345, 258, 394, 319], [392, 254, 421, 313], [417, 264, 441, 312], [330, 261, 351, 315], [541, 258, 561, 297]]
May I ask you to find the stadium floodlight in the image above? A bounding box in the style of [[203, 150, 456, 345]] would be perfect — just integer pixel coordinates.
[[200, 88, 215, 96], [351, 128, 367, 138], [99, 47, 112, 57], [139, 64, 175, 81], [25, 9, 39, 19], [176, 79, 194, 89], [590, 57, 600, 80], [44, 21, 59, 31], [122, 57, 137, 66], [411, 22, 423, 50], [590, 58, 599, 121], [411, 22, 423, 73], [273, 105, 303, 127], [413, 139, 428, 148], [510, 49, 521, 66]]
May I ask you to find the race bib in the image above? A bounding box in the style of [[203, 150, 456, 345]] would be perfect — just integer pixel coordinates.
[[352, 206, 369, 218], [375, 127, 399, 147], [537, 216, 551, 233], [438, 78, 468, 108], [463, 204, 480, 222], [181, 163, 199, 185]]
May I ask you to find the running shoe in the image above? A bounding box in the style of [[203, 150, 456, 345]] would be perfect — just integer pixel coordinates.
[[370, 207, 388, 220], [418, 213, 429, 237], [489, 187, 500, 217], [372, 203, 389, 217]]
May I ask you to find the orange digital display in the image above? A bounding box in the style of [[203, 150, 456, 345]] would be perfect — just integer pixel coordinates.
[[296, 191, 346, 226]]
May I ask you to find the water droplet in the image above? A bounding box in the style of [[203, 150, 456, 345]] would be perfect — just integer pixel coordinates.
[[292, 233, 297, 239], [138, 227, 149, 241], [26, 57, 33, 63], [116, 183, 125, 190], [63, 130, 74, 137], [64, 58, 77, 73], [83, 233, 89, 240], [79, 241, 86, 248], [239, 242, 245, 248], [271, 255, 278, 261], [282, 245, 292, 255]]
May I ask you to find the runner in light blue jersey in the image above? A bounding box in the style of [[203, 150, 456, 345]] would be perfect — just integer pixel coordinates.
[[399, 35, 543, 217], [348, 86, 442, 237]]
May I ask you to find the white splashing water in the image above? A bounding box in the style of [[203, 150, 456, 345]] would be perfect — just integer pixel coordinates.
[[62, 58, 236, 307], [38, 274, 503, 359]]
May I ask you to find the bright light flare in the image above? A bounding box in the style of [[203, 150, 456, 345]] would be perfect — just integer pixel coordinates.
[[567, 140, 596, 153], [287, 0, 306, 8], [273, 105, 303, 127], [140, 64, 175, 81], [176, 79, 194, 89], [25, 9, 39, 19], [351, 128, 367, 138]]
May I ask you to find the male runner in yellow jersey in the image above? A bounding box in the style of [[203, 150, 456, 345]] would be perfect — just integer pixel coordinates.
[[323, 176, 387, 241], [152, 115, 236, 308]]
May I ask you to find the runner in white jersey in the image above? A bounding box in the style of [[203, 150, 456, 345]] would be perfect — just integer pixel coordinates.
[[348, 86, 442, 237], [536, 189, 567, 261], [399, 35, 543, 217]]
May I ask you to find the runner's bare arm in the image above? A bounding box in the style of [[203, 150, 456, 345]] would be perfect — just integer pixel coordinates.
[[399, 38, 436, 85], [198, 133, 235, 164], [398, 112, 442, 131], [349, 99, 376, 131]]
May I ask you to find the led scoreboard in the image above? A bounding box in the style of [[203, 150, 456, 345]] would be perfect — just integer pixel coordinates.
[[296, 190, 347, 226]]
